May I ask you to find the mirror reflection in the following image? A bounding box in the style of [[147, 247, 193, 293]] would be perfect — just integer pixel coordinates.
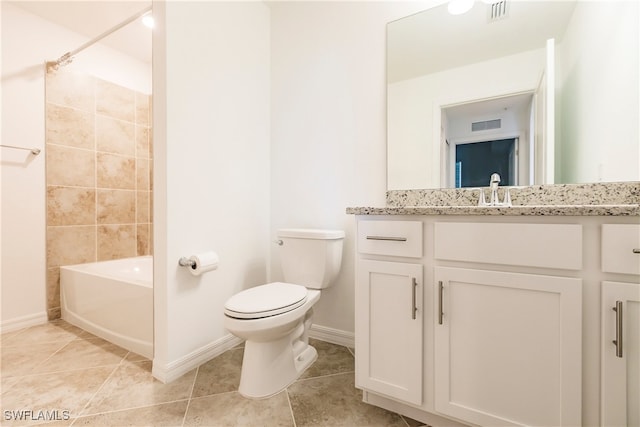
[[387, 0, 639, 190]]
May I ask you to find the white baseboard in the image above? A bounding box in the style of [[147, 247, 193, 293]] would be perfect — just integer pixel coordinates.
[[309, 324, 354, 348], [152, 333, 242, 384], [0, 312, 48, 334], [151, 325, 353, 384]]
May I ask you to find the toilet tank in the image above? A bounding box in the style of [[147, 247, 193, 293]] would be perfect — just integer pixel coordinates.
[[277, 229, 344, 290]]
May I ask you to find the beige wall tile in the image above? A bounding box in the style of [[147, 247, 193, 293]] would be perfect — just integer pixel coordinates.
[[45, 70, 154, 317], [47, 307, 61, 321], [97, 225, 136, 260], [135, 92, 150, 126], [97, 153, 135, 190], [136, 191, 150, 223], [46, 103, 95, 150], [96, 79, 135, 122], [149, 126, 154, 159], [97, 190, 135, 224], [136, 126, 150, 159], [46, 267, 61, 318], [136, 224, 150, 256], [149, 159, 154, 191], [97, 116, 135, 156], [47, 225, 96, 268], [47, 186, 96, 226], [136, 158, 150, 191], [46, 144, 95, 187], [45, 70, 95, 112]]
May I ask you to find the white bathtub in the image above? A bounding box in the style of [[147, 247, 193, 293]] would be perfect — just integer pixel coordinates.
[[60, 256, 153, 359]]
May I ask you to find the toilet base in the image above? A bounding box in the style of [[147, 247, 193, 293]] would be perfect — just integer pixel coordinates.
[[238, 334, 318, 399]]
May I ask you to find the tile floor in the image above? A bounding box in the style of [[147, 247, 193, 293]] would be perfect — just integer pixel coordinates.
[[1, 320, 426, 426]]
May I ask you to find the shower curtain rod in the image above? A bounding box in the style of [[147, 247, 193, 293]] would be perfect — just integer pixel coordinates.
[[49, 4, 151, 68]]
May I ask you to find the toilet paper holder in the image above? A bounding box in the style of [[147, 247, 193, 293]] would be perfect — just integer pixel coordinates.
[[178, 257, 196, 268], [178, 251, 219, 276]]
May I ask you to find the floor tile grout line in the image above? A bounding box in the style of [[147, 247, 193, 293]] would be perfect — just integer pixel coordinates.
[[0, 330, 97, 350], [7, 361, 128, 381], [76, 360, 123, 418], [297, 370, 355, 383], [284, 388, 297, 427], [23, 338, 77, 377], [70, 398, 192, 422], [188, 389, 240, 403], [180, 365, 200, 427]]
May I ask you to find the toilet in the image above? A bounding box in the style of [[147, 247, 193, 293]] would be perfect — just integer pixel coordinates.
[[223, 228, 344, 399]]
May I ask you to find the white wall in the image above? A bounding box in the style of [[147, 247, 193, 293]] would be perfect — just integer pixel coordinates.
[[152, 0, 271, 380], [269, 2, 428, 338], [0, 3, 150, 332], [387, 48, 545, 190], [557, 0, 639, 184]]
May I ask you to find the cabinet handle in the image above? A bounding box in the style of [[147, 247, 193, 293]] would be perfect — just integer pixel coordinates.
[[366, 235, 407, 242], [613, 301, 623, 358], [438, 281, 444, 325], [411, 278, 418, 320], [633, 248, 640, 254]]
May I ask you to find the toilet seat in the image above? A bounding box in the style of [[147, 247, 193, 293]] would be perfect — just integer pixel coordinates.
[[224, 282, 308, 319]]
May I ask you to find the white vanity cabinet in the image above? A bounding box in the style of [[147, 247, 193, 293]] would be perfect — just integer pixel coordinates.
[[433, 222, 583, 427], [356, 259, 423, 405], [600, 224, 640, 427], [354, 215, 640, 427], [433, 267, 582, 426], [601, 281, 640, 427], [354, 220, 424, 405]]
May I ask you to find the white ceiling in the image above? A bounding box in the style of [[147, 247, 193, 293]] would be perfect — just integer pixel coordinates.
[[387, 0, 578, 83], [12, 0, 578, 75], [10, 1, 152, 64]]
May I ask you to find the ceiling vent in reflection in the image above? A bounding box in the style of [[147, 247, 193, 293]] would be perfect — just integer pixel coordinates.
[[472, 119, 502, 132], [487, 0, 509, 22]]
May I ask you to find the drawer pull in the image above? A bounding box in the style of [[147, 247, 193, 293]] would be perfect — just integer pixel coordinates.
[[438, 281, 444, 325], [633, 248, 640, 254], [411, 278, 418, 320], [366, 235, 407, 242], [613, 301, 623, 358]]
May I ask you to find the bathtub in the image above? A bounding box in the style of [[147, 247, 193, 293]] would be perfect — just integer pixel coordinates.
[[60, 256, 153, 359]]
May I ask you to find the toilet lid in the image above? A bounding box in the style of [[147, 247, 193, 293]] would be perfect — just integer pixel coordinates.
[[224, 282, 308, 319]]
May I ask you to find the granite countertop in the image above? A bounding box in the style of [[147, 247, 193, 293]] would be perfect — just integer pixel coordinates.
[[347, 182, 640, 216], [346, 204, 640, 216]]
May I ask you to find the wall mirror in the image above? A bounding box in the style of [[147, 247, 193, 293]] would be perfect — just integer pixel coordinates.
[[387, 0, 639, 190]]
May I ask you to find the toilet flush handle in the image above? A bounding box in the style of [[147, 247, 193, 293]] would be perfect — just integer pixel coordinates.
[[274, 239, 283, 246]]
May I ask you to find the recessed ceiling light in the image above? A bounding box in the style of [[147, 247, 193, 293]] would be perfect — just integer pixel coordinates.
[[448, 0, 474, 15]]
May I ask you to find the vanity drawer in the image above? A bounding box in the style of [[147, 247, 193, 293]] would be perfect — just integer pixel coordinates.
[[602, 224, 640, 275], [357, 220, 422, 258], [435, 222, 583, 270]]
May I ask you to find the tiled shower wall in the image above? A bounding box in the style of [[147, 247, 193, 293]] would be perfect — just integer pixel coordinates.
[[45, 68, 153, 320]]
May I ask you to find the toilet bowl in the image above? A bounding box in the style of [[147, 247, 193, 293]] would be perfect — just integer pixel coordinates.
[[223, 229, 344, 399]]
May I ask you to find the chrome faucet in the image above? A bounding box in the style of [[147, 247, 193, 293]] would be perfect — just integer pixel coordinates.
[[489, 173, 501, 205], [478, 172, 511, 207]]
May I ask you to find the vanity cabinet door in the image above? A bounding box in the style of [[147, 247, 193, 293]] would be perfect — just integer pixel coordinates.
[[355, 260, 423, 405], [601, 281, 640, 427], [434, 267, 582, 427]]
